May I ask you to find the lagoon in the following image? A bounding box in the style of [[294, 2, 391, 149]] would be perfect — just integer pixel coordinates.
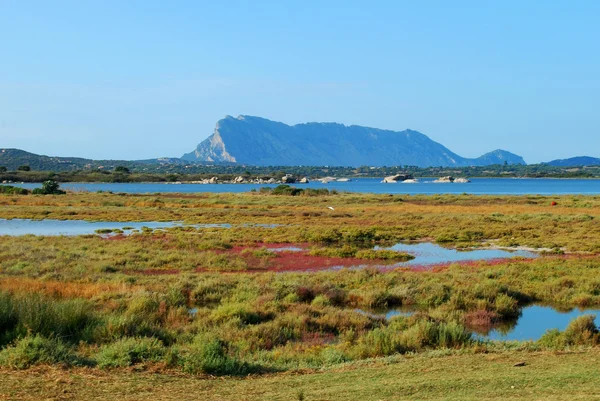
[[10, 178, 600, 195]]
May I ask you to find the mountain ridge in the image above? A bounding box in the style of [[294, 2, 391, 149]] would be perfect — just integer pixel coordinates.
[[182, 115, 526, 167], [545, 156, 600, 167]]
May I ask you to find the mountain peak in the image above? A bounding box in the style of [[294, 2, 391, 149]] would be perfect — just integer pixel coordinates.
[[182, 116, 526, 167]]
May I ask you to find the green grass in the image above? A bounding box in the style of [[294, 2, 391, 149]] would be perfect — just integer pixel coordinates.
[[308, 245, 414, 261], [1, 349, 599, 400]]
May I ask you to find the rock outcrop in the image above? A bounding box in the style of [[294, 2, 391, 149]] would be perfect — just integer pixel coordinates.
[[434, 176, 455, 183], [383, 174, 413, 183], [281, 175, 296, 184]]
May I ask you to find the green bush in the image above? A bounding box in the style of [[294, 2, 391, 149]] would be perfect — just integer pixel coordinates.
[[563, 315, 599, 345], [0, 185, 29, 195], [355, 249, 414, 261], [271, 185, 303, 196], [538, 329, 565, 348], [0, 335, 82, 369], [32, 180, 65, 195], [343, 228, 377, 243], [96, 337, 165, 368], [182, 335, 257, 375], [309, 246, 413, 261], [494, 294, 520, 318], [538, 315, 599, 348]]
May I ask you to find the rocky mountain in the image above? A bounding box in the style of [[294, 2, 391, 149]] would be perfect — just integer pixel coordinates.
[[545, 156, 600, 167], [182, 115, 525, 167]]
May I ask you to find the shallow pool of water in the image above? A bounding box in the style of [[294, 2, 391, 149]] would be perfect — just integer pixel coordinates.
[[355, 304, 600, 341], [0, 219, 280, 236], [376, 242, 538, 268], [479, 305, 600, 341]]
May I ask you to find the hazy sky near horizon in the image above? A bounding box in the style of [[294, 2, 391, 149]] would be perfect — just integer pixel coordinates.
[[1, 1, 599, 163]]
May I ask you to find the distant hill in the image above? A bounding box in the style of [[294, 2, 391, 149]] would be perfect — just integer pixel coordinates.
[[545, 156, 600, 167], [182, 115, 526, 167], [0, 148, 187, 172]]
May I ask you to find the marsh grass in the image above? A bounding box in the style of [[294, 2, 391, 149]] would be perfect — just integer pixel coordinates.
[[1, 192, 600, 375], [96, 337, 166, 368], [0, 335, 83, 369]]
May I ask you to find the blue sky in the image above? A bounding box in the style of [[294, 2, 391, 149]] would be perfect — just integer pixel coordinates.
[[1, 1, 598, 163]]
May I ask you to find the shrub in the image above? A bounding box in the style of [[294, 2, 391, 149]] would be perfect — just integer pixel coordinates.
[[271, 185, 303, 196], [0, 185, 29, 195], [0, 335, 82, 369], [248, 317, 302, 350], [494, 294, 520, 318], [343, 228, 377, 243], [309, 246, 413, 261], [211, 303, 271, 325], [96, 337, 165, 368], [321, 347, 350, 365], [32, 180, 65, 195], [538, 315, 599, 348], [538, 329, 565, 348], [355, 249, 414, 261], [563, 315, 599, 345], [182, 335, 258, 375], [354, 327, 401, 358], [309, 245, 357, 258], [311, 294, 331, 307], [399, 320, 472, 351], [304, 228, 343, 244]]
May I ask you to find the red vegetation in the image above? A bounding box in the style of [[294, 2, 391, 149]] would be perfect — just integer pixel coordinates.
[[103, 234, 128, 241]]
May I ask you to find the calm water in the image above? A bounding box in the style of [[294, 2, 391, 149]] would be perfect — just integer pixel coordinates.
[[377, 242, 538, 267], [10, 178, 600, 195], [357, 305, 600, 341], [0, 219, 278, 236], [482, 305, 600, 341]]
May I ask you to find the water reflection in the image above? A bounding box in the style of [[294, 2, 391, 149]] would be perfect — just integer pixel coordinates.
[[476, 305, 600, 341], [355, 304, 600, 341]]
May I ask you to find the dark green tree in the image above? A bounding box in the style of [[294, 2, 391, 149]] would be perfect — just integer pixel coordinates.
[[114, 166, 131, 174], [0, 166, 6, 173], [32, 180, 65, 195], [17, 165, 31, 171]]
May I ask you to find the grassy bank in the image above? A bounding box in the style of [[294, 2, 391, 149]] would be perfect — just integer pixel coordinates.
[[1, 349, 599, 400]]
